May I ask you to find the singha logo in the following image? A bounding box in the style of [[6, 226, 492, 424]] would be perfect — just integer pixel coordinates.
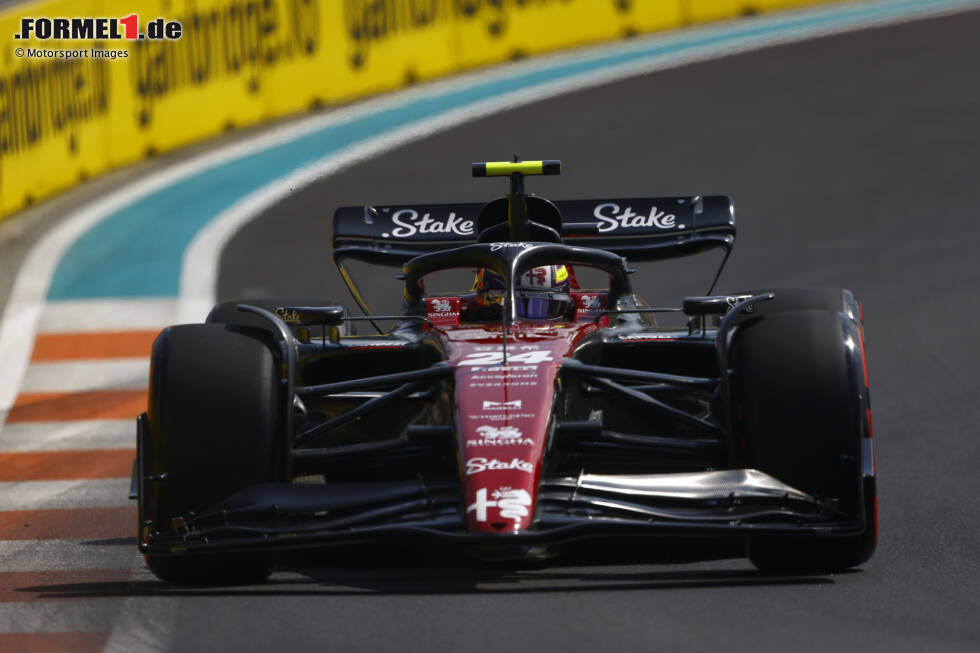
[[432, 298, 453, 313], [467, 424, 533, 447], [475, 425, 522, 441]]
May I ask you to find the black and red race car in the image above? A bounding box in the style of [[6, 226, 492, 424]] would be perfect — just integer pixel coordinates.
[[133, 159, 877, 584]]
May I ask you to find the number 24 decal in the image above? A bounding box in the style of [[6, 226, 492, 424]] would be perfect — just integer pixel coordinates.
[[459, 350, 553, 366]]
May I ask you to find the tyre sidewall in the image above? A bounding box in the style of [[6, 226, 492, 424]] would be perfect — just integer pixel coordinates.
[[146, 323, 281, 528]]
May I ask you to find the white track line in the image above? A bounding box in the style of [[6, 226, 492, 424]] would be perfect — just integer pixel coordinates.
[[0, 601, 136, 633], [37, 299, 178, 334], [0, 539, 137, 572], [0, 421, 134, 452], [0, 480, 133, 511], [20, 360, 149, 394]]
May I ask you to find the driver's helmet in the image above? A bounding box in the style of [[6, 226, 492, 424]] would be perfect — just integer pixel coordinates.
[[474, 264, 572, 320]]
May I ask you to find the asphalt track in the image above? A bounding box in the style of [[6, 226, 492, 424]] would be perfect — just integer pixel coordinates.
[[211, 10, 980, 652]]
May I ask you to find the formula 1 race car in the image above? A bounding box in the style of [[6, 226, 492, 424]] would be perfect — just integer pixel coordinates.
[[133, 159, 877, 584]]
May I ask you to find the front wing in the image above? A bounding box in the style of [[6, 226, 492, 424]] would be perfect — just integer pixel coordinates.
[[139, 468, 869, 557]]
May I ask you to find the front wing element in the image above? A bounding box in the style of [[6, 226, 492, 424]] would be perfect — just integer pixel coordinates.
[[142, 470, 864, 557]]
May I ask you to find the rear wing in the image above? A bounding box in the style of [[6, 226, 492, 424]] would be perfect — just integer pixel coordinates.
[[332, 195, 735, 267]]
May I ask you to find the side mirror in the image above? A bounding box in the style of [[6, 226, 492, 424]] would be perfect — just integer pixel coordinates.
[[274, 306, 345, 343], [273, 305, 345, 326], [682, 295, 754, 316]]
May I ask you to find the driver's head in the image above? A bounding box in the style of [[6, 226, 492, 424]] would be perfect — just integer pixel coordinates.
[[474, 265, 572, 320]]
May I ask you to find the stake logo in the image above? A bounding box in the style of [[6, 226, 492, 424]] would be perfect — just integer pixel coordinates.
[[724, 295, 755, 312], [382, 209, 474, 238], [15, 15, 183, 41], [593, 202, 684, 232], [274, 308, 302, 324], [489, 241, 533, 252], [465, 457, 533, 475]]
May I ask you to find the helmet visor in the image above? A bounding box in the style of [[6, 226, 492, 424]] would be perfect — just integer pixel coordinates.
[[515, 291, 571, 320]]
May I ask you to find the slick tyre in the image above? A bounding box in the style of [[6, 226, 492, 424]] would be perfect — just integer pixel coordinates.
[[732, 309, 876, 574], [145, 324, 280, 585]]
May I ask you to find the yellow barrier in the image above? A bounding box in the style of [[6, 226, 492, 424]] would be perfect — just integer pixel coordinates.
[[0, 0, 843, 219]]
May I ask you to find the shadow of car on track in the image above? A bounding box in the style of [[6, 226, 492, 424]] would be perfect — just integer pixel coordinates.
[[16, 539, 860, 599], [15, 566, 846, 600]]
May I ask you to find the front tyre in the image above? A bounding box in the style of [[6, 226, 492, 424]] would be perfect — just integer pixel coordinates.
[[733, 308, 876, 573], [144, 324, 281, 585]]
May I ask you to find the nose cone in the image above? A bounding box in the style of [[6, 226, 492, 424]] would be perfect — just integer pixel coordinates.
[[459, 403, 550, 533], [453, 337, 570, 533]]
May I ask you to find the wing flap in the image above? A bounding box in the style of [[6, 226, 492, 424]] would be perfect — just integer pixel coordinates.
[[332, 195, 735, 266]]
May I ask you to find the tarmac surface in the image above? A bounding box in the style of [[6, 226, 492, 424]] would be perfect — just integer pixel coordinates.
[[215, 9, 980, 652]]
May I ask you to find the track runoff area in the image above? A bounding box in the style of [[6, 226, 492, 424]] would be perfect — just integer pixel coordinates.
[[1, 0, 979, 650]]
